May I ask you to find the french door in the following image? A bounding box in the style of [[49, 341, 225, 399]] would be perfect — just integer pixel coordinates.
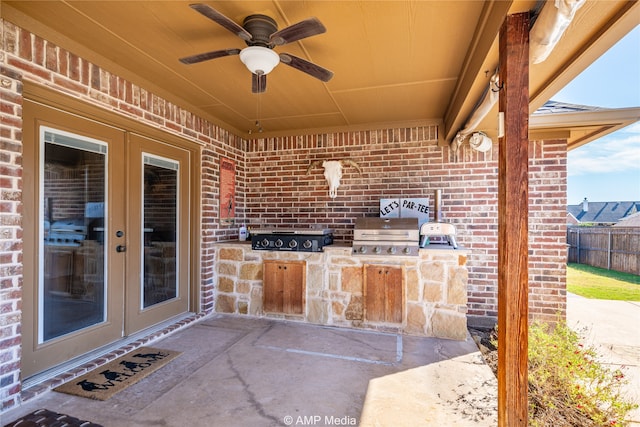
[[22, 101, 191, 378], [124, 134, 190, 334]]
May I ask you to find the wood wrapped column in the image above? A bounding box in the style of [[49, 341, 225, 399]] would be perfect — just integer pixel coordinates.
[[498, 12, 530, 427]]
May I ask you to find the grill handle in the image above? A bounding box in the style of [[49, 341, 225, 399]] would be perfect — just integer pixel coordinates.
[[356, 232, 413, 238]]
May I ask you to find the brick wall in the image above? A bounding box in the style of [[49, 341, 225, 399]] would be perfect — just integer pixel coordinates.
[[0, 60, 24, 410], [528, 140, 568, 323], [0, 20, 568, 411], [245, 133, 567, 328], [246, 127, 441, 238]]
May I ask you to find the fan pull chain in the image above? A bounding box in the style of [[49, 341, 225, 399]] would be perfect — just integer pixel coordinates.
[[255, 73, 264, 133]]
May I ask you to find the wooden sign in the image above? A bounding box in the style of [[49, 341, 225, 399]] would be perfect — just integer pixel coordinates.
[[219, 156, 236, 225]]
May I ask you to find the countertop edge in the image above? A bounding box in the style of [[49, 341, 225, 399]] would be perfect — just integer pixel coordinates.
[[213, 240, 470, 254]]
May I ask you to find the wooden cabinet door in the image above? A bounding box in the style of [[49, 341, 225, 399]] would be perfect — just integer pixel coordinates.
[[263, 260, 305, 314], [282, 262, 305, 314], [385, 267, 403, 323], [365, 265, 386, 322], [364, 265, 402, 323], [263, 261, 284, 313]]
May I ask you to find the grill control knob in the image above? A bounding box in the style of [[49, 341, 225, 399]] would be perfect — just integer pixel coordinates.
[[288, 239, 298, 248], [303, 240, 313, 249], [359, 246, 367, 254], [373, 246, 381, 254], [275, 239, 283, 248], [403, 247, 412, 255], [387, 247, 396, 254], [261, 238, 270, 247]]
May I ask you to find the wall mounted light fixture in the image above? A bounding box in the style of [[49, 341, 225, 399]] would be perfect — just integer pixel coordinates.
[[450, 0, 585, 159], [469, 132, 493, 152]]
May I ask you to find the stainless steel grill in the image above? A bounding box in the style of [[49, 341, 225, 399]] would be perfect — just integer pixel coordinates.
[[352, 217, 419, 256], [251, 228, 334, 252]]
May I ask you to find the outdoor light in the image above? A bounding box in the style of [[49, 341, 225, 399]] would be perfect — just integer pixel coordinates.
[[469, 132, 493, 152], [239, 46, 280, 75], [450, 71, 501, 157]]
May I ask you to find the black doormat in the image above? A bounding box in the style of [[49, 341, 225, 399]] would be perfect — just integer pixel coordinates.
[[3, 408, 103, 427]]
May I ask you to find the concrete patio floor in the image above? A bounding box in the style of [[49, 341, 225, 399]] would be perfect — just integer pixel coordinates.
[[2, 315, 497, 427], [567, 293, 640, 426]]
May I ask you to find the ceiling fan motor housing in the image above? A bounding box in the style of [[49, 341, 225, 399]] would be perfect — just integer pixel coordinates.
[[243, 14, 278, 47]]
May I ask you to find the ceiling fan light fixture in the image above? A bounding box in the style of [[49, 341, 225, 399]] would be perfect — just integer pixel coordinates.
[[239, 46, 280, 75]]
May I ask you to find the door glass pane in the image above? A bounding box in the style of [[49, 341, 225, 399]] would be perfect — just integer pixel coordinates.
[[40, 128, 107, 342], [143, 154, 178, 308]]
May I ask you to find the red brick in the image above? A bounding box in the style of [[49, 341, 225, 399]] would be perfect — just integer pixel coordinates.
[[7, 58, 51, 81], [90, 63, 101, 89], [56, 49, 67, 79], [45, 41, 58, 71], [68, 53, 80, 80], [81, 61, 90, 86], [51, 75, 86, 95], [18, 28, 32, 61], [33, 36, 44, 66]]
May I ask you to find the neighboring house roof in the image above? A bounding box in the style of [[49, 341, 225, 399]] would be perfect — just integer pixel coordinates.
[[534, 100, 606, 115], [613, 211, 640, 227], [530, 101, 640, 151], [567, 199, 640, 224]]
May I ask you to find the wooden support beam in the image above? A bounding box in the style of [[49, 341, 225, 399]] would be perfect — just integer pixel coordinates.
[[443, 0, 514, 144], [497, 12, 530, 427]]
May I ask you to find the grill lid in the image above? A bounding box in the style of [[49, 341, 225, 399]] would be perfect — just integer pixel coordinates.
[[352, 217, 419, 256], [353, 217, 419, 241]]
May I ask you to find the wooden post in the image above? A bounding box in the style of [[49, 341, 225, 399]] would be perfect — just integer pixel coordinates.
[[498, 12, 529, 427], [607, 230, 612, 270], [577, 229, 581, 263]]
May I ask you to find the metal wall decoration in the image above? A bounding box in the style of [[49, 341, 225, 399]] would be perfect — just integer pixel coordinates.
[[380, 198, 430, 227], [219, 156, 236, 225]]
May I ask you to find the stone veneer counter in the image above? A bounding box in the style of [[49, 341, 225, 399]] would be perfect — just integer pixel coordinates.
[[212, 241, 470, 340]]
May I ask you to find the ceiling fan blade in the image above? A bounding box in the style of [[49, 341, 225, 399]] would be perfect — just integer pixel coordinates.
[[279, 53, 333, 82], [252, 73, 267, 93], [190, 3, 252, 42], [270, 17, 326, 46], [179, 48, 240, 64]]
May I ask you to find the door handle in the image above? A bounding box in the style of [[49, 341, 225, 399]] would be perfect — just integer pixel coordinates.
[[116, 245, 126, 253]]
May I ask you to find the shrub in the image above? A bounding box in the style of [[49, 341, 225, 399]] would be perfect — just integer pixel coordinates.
[[526, 321, 637, 426]]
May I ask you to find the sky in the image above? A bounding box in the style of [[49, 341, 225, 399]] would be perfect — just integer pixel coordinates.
[[551, 25, 640, 205]]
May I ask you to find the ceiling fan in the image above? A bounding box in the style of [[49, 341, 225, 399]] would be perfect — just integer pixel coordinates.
[[179, 3, 334, 93]]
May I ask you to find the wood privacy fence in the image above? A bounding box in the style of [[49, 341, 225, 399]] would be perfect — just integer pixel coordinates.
[[567, 227, 640, 275]]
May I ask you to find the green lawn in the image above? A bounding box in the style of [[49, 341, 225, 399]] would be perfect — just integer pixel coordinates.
[[567, 263, 640, 301]]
